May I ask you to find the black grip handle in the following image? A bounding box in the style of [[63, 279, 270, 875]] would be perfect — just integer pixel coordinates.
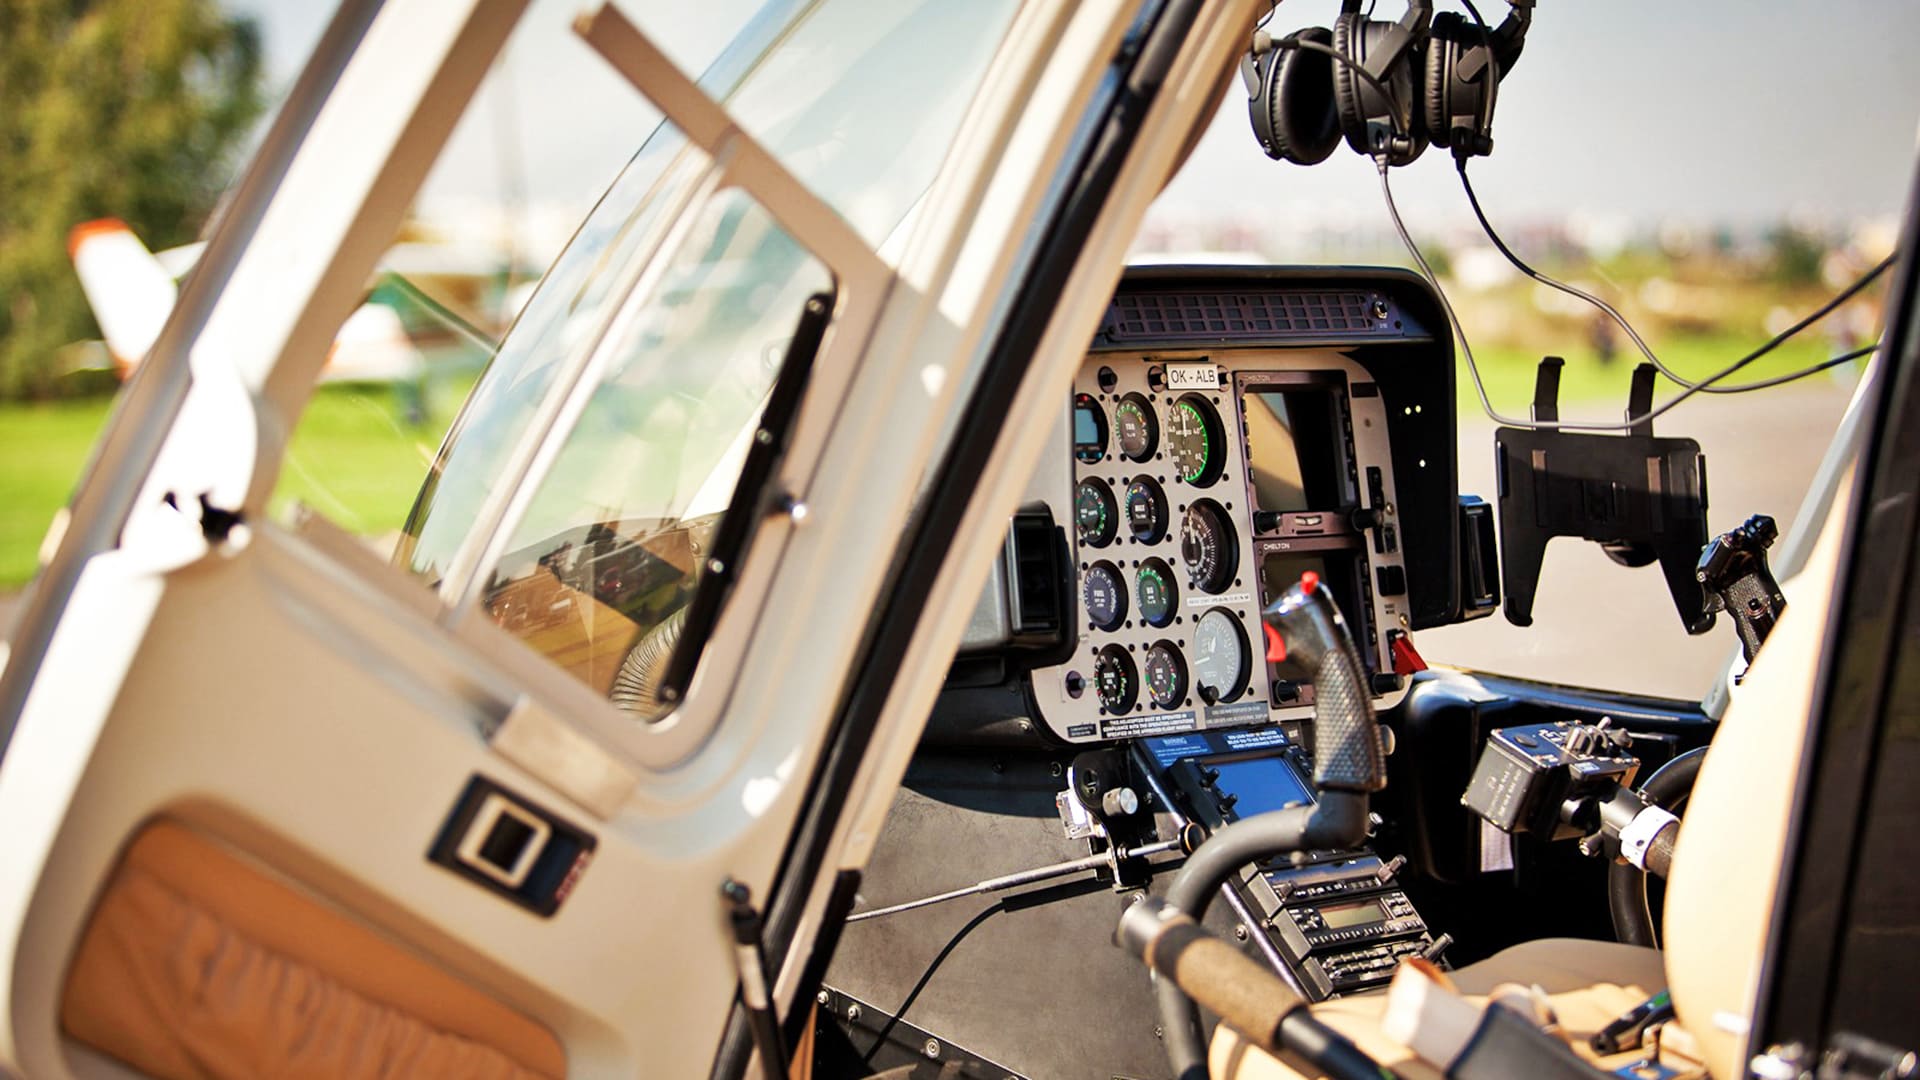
[[1263, 576, 1386, 792]]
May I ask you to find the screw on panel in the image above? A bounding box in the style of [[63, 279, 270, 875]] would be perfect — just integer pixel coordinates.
[[816, 991, 830, 1005], [1234, 924, 1249, 941], [846, 1004, 862, 1022], [924, 1039, 941, 1059]]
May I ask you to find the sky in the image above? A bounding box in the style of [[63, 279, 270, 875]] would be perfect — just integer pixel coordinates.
[[227, 0, 1920, 248]]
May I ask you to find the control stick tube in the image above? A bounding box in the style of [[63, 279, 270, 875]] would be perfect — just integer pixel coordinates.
[[1149, 574, 1389, 1079], [1121, 898, 1396, 1080]]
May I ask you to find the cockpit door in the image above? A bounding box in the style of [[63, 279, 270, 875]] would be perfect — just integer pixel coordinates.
[[0, 0, 1247, 1077]]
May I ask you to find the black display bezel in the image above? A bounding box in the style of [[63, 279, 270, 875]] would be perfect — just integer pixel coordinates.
[[1198, 747, 1318, 818], [1254, 539, 1376, 708], [1073, 392, 1108, 464], [1236, 371, 1360, 536]]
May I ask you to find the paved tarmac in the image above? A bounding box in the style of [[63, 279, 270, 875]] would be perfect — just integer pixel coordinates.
[[1419, 377, 1860, 701]]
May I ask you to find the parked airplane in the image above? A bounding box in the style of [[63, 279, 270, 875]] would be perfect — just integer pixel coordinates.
[[68, 217, 515, 384]]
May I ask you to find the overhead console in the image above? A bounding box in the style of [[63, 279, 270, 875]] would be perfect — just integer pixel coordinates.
[[961, 267, 1470, 747]]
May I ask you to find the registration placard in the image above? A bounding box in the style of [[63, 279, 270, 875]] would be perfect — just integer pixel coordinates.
[[1164, 363, 1219, 391]]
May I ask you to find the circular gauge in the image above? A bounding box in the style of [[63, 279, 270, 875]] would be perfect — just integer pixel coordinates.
[[1144, 641, 1188, 710], [1137, 558, 1178, 627], [1124, 476, 1169, 543], [1166, 394, 1226, 487], [1094, 644, 1138, 715], [1075, 478, 1118, 548], [1083, 561, 1128, 631], [1192, 608, 1252, 704], [1114, 393, 1159, 461], [1073, 393, 1107, 464], [1180, 499, 1238, 594]]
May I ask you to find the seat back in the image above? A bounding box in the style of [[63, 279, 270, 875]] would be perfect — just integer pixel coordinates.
[[1664, 467, 1854, 1079]]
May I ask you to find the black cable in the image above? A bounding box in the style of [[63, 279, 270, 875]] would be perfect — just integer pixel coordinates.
[[1716, 343, 1878, 391], [1379, 162, 1889, 431], [859, 904, 1001, 1066], [1457, 162, 1893, 394]]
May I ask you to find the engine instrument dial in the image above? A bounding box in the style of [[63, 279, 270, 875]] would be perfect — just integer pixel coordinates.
[[1136, 558, 1177, 627], [1124, 476, 1168, 544], [1180, 499, 1238, 594], [1144, 641, 1187, 710], [1075, 478, 1118, 548], [1167, 394, 1225, 487], [1114, 393, 1158, 461], [1094, 645, 1138, 715], [1083, 561, 1127, 632], [1192, 608, 1251, 704]]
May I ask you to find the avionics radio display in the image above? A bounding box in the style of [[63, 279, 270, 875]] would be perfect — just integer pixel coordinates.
[[1242, 380, 1352, 519], [1319, 898, 1388, 930]]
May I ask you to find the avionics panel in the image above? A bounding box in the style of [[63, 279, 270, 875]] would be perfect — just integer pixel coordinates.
[[1028, 348, 1414, 744]]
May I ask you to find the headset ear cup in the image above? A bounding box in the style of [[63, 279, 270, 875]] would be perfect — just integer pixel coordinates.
[[1266, 27, 1340, 165], [1331, 12, 1368, 155], [1423, 15, 1457, 149], [1342, 14, 1427, 164]]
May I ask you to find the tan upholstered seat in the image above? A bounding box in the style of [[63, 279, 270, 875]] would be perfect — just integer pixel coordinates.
[[60, 820, 567, 1080], [1209, 939, 1682, 1079], [1211, 468, 1853, 1080]]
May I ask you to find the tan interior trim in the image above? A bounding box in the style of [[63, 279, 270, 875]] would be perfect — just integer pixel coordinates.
[[1211, 939, 1691, 1080], [60, 820, 566, 1079]]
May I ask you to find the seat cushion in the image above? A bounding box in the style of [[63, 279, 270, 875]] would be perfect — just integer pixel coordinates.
[[61, 820, 566, 1080], [1211, 938, 1690, 1080]]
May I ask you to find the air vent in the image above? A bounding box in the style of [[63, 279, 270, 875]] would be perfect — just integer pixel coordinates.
[[1097, 290, 1385, 344]]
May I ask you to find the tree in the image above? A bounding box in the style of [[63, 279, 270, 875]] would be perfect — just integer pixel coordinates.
[[0, 0, 263, 399]]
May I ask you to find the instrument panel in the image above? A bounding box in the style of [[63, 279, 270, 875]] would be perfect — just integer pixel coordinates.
[[1031, 348, 1416, 745]]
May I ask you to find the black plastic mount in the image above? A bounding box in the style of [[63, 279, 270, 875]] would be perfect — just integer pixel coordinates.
[[1495, 360, 1714, 634]]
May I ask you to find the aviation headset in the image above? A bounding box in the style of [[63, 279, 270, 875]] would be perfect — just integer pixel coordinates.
[[1243, 0, 1532, 167]]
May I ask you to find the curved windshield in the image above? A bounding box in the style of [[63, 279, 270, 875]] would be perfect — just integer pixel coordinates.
[[395, 0, 1020, 719]]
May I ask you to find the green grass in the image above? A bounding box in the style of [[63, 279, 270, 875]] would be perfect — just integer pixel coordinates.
[[1458, 335, 1861, 423], [0, 377, 471, 589], [267, 380, 468, 536], [0, 397, 116, 587], [0, 334, 1867, 591]]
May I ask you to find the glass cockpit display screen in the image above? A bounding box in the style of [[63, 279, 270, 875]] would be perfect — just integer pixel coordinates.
[[1243, 387, 1346, 514], [1208, 753, 1316, 817]]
